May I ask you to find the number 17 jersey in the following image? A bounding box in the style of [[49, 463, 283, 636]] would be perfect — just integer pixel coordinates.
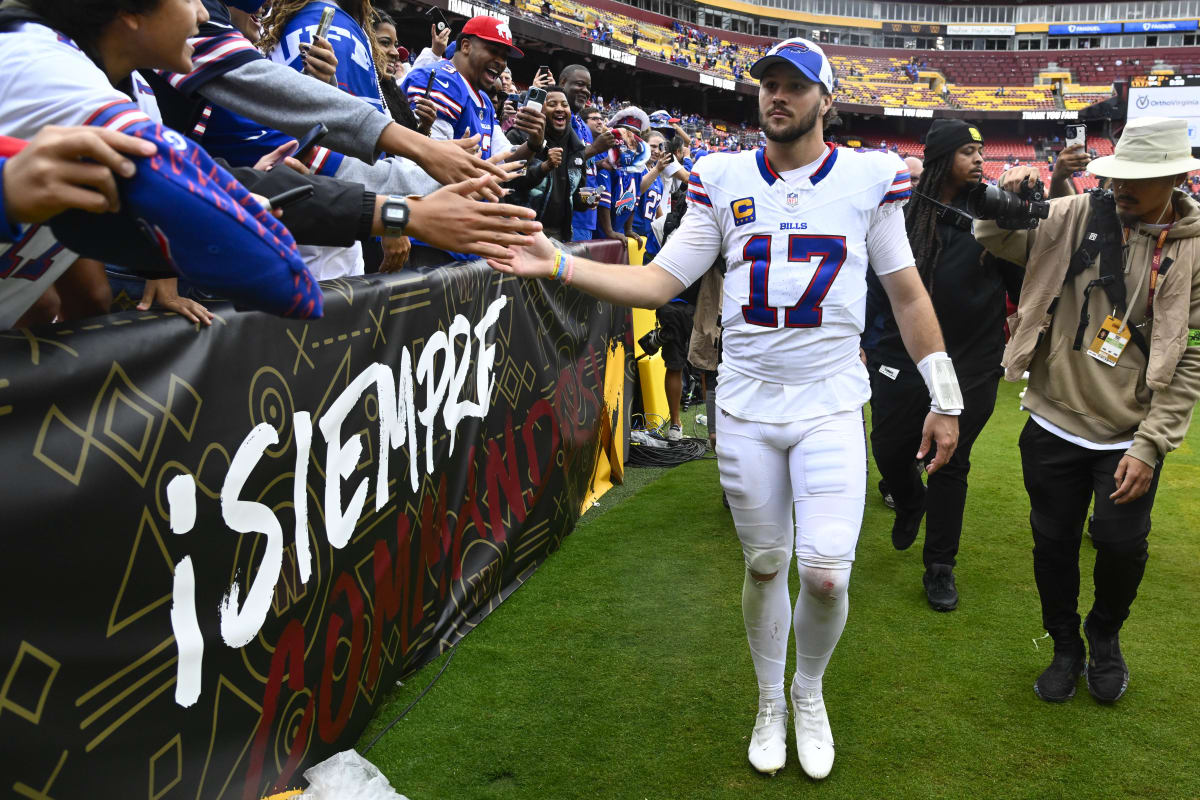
[[654, 144, 914, 421]]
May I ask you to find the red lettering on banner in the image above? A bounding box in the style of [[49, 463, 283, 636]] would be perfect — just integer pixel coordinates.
[[453, 452, 485, 579], [484, 414, 526, 543], [318, 572, 365, 743], [416, 476, 452, 611], [522, 399, 560, 509], [366, 514, 408, 690], [244, 620, 312, 800]]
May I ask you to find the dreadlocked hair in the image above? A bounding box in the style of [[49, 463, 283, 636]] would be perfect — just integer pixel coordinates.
[[259, 0, 387, 87], [903, 153, 953, 292]]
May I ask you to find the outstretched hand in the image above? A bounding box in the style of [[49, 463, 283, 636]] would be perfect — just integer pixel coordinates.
[[407, 176, 542, 260], [485, 231, 556, 277], [917, 411, 958, 475], [418, 135, 510, 185]]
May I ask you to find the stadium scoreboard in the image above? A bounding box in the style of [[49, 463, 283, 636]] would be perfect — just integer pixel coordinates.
[[1128, 74, 1200, 145]]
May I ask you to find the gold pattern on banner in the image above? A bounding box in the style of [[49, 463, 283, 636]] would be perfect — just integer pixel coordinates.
[[107, 509, 176, 637], [1, 641, 60, 725], [33, 365, 200, 487], [192, 675, 265, 800], [12, 749, 68, 799], [148, 733, 183, 800]]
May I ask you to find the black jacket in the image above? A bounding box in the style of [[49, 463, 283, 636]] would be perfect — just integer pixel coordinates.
[[509, 126, 589, 241], [864, 191, 1023, 380]]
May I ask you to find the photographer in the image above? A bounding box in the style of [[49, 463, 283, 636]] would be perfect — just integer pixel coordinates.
[[864, 120, 1021, 612], [975, 117, 1200, 705]]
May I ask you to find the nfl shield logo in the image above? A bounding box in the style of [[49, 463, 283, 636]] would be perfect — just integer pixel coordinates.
[[786, 191, 800, 208]]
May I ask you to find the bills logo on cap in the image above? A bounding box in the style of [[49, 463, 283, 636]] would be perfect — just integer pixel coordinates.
[[496, 21, 513, 41], [749, 37, 834, 95], [775, 42, 810, 55]]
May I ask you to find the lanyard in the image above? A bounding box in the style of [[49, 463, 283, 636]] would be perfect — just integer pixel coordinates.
[[1120, 223, 1172, 319], [1146, 224, 1172, 318]]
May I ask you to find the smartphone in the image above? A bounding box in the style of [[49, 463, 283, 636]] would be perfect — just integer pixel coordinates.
[[314, 5, 335, 41], [539, 64, 550, 75], [293, 122, 328, 161], [264, 184, 315, 211], [425, 5, 448, 31], [1065, 124, 1086, 149], [507, 92, 520, 105], [524, 87, 547, 112], [423, 70, 438, 99]]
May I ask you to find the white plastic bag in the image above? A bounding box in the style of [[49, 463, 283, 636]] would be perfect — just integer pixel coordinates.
[[296, 750, 410, 800]]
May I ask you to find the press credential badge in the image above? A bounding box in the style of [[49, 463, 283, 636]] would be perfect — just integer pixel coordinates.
[[1086, 314, 1130, 367]]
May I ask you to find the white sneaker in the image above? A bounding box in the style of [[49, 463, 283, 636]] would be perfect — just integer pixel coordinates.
[[747, 702, 788, 775], [666, 424, 683, 441], [791, 679, 835, 780]]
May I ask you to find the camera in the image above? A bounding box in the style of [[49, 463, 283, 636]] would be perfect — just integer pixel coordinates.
[[638, 326, 672, 357], [966, 177, 1051, 230]]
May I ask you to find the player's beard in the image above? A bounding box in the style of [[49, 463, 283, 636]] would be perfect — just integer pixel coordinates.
[[764, 101, 822, 144]]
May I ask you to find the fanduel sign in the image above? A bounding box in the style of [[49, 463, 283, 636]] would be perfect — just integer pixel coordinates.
[[1122, 20, 1199, 33], [1048, 22, 1122, 35]]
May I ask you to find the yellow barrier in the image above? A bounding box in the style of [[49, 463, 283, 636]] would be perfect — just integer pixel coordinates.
[[625, 237, 671, 426]]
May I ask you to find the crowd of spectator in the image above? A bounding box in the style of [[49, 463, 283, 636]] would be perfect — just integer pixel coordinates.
[[0, 0, 790, 333], [0, 0, 1125, 333]]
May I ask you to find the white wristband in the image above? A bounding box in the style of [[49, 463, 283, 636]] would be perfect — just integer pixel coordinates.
[[916, 351, 964, 416]]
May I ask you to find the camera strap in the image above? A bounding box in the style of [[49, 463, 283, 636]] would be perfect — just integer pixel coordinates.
[[1066, 191, 1150, 358]]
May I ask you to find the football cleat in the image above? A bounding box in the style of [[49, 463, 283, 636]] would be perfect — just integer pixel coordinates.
[[747, 702, 788, 775], [791, 678, 835, 780]]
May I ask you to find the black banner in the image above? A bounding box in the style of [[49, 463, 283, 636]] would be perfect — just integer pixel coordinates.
[[0, 244, 629, 798]]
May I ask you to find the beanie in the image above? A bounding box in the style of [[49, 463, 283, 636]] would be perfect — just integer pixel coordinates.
[[923, 119, 984, 164]]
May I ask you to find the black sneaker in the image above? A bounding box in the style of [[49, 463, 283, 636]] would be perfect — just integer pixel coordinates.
[[1084, 619, 1130, 704], [878, 479, 895, 509], [1034, 636, 1086, 703], [891, 505, 924, 550], [923, 564, 958, 612]]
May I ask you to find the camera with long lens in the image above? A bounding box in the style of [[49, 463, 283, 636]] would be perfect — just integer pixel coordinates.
[[966, 178, 1051, 230], [638, 326, 671, 358]]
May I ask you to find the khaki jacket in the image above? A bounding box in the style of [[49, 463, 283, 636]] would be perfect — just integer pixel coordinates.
[[687, 266, 723, 371], [975, 189, 1200, 465]]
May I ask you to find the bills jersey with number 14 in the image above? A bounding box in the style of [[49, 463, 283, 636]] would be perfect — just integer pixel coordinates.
[[683, 145, 910, 384]]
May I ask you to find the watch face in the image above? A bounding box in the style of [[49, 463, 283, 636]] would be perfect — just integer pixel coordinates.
[[383, 201, 407, 226]]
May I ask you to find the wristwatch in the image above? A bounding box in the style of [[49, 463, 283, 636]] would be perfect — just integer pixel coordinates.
[[381, 196, 410, 235]]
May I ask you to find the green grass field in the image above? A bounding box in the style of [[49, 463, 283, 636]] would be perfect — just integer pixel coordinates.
[[358, 380, 1200, 799]]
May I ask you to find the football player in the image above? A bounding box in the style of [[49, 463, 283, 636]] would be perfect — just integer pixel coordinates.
[[488, 38, 962, 780]]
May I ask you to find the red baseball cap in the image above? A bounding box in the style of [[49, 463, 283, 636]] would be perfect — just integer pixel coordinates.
[[460, 16, 523, 58]]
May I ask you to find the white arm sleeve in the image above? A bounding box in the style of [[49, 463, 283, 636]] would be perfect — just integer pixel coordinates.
[[866, 202, 915, 277], [651, 201, 723, 289], [411, 48, 441, 71], [430, 118, 455, 141], [491, 122, 514, 155]]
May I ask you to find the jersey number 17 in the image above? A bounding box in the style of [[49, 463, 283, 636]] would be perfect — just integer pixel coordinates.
[[741, 234, 847, 328]]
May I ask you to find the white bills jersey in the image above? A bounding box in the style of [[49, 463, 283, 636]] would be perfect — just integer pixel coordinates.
[[654, 144, 913, 421]]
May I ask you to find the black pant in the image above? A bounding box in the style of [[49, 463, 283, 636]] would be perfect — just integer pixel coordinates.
[[868, 367, 999, 569], [1018, 419, 1160, 642]]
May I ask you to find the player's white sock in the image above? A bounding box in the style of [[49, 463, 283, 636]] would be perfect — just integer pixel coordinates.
[[792, 565, 851, 693], [742, 566, 792, 705]]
